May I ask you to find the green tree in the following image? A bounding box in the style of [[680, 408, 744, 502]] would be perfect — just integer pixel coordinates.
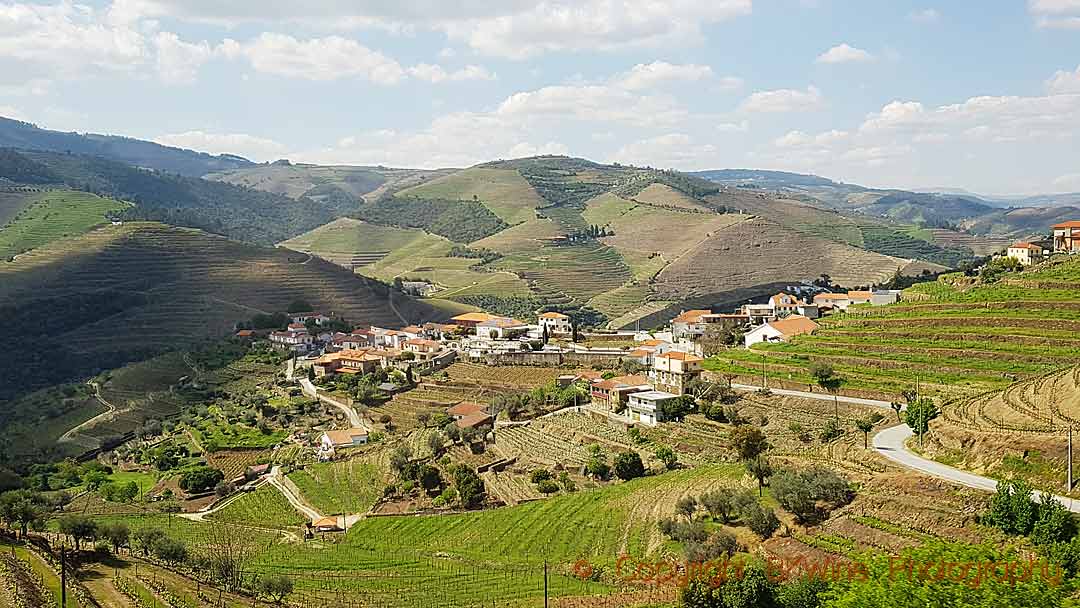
[[985, 478, 1038, 536], [101, 522, 130, 554], [744, 455, 773, 497], [676, 496, 697, 521], [153, 536, 187, 565], [854, 417, 874, 449], [654, 446, 678, 470], [729, 426, 769, 461], [904, 398, 939, 445], [613, 451, 645, 480], [0, 490, 44, 538], [1031, 493, 1078, 547], [133, 527, 166, 556], [771, 467, 852, 524], [418, 465, 442, 492], [257, 574, 294, 604], [179, 467, 224, 493], [658, 395, 696, 422], [83, 470, 108, 491], [681, 562, 776, 608], [58, 515, 98, 552], [699, 489, 736, 524], [453, 465, 485, 509], [890, 401, 904, 423]]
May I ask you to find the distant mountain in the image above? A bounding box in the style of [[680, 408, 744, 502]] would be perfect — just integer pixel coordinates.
[[0, 116, 252, 177], [0, 148, 354, 245], [691, 169, 843, 189]]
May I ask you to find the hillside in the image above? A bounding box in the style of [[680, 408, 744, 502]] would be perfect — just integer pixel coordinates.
[[0, 116, 251, 176], [269, 156, 960, 328], [207, 161, 451, 202], [0, 189, 129, 259], [0, 149, 354, 245], [0, 221, 439, 401], [705, 254, 1080, 400]]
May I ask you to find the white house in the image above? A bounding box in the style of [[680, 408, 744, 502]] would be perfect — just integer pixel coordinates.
[[743, 315, 819, 348], [476, 317, 530, 340], [627, 390, 680, 426], [320, 428, 368, 451], [269, 329, 315, 352], [650, 351, 704, 395], [671, 310, 711, 339], [1006, 242, 1046, 266], [538, 312, 573, 336]]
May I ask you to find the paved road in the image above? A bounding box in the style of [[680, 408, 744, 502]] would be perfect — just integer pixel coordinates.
[[873, 424, 1080, 514], [732, 383, 895, 410], [266, 466, 322, 521], [301, 378, 365, 428]]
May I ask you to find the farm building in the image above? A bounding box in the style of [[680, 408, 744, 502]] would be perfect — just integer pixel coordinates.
[[312, 349, 383, 377], [403, 338, 442, 357], [423, 322, 461, 339], [320, 428, 369, 450], [538, 311, 573, 335], [269, 329, 315, 352], [1053, 221, 1080, 253], [476, 316, 530, 340], [312, 516, 343, 533], [590, 375, 652, 412], [650, 351, 703, 396], [626, 390, 680, 426], [671, 309, 712, 339], [235, 329, 254, 338], [450, 312, 500, 329], [743, 315, 819, 347], [331, 329, 373, 350], [291, 312, 332, 325]]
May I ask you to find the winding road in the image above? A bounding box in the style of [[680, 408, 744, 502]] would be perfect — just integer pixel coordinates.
[[58, 381, 118, 444], [734, 382, 1080, 512], [301, 377, 365, 428]]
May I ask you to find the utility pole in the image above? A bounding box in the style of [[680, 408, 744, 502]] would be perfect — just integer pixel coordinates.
[[761, 354, 767, 389], [544, 561, 549, 608], [1069, 426, 1074, 492], [60, 547, 66, 608]]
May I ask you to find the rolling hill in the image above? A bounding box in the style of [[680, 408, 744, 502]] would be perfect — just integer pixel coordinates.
[[206, 160, 451, 202], [0, 116, 252, 177], [0, 221, 440, 401], [0, 149, 355, 246]]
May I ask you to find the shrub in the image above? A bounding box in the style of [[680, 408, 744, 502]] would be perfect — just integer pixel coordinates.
[[729, 426, 769, 460], [537, 480, 560, 494], [771, 467, 852, 524], [530, 469, 553, 484], [179, 467, 224, 494], [613, 451, 645, 480], [654, 446, 678, 470], [699, 489, 736, 523], [984, 478, 1038, 536], [741, 501, 780, 539], [257, 574, 294, 603], [684, 531, 740, 562]]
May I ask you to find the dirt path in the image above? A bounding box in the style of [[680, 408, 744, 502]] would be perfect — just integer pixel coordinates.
[[266, 466, 322, 521], [58, 381, 117, 444], [301, 378, 364, 427]]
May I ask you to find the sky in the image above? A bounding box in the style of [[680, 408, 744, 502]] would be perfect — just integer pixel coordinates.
[[2, 1, 1080, 194]]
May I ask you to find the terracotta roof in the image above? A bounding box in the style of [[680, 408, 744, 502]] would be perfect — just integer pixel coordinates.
[[312, 516, 341, 529], [657, 351, 704, 362], [478, 317, 527, 328], [628, 348, 651, 357], [1053, 221, 1080, 229], [405, 338, 441, 348], [641, 339, 668, 346], [287, 323, 307, 331], [455, 412, 493, 429], [401, 325, 424, 333], [235, 330, 254, 337], [539, 312, 569, 319], [768, 315, 819, 339], [447, 401, 487, 417], [769, 293, 802, 307], [1009, 242, 1043, 250], [846, 291, 873, 299], [323, 428, 368, 445], [451, 312, 498, 323], [672, 309, 711, 324], [316, 349, 382, 365], [813, 293, 849, 301]]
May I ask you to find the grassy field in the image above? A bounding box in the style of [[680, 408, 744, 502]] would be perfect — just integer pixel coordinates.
[[0, 189, 34, 225], [705, 256, 1080, 400], [210, 484, 308, 529], [0, 189, 129, 258], [397, 167, 545, 225], [281, 218, 449, 266], [288, 455, 387, 515]]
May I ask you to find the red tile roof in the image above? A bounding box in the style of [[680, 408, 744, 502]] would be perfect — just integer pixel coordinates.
[[1053, 221, 1080, 229], [657, 351, 704, 362], [454, 412, 493, 429], [769, 315, 819, 339], [672, 309, 711, 324], [447, 401, 486, 417]]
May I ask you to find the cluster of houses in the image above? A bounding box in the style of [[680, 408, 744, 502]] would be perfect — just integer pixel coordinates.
[[1005, 221, 1080, 265], [667, 288, 901, 349]]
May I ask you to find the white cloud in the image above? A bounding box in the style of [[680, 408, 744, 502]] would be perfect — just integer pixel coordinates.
[[715, 76, 745, 91], [154, 32, 214, 85], [496, 85, 687, 127], [0, 79, 51, 96], [442, 0, 753, 59], [739, 86, 823, 113], [815, 43, 875, 64], [0, 2, 146, 75], [614, 61, 714, 90], [774, 129, 848, 148], [154, 131, 288, 162], [220, 33, 406, 83], [1029, 0, 1080, 28], [717, 120, 749, 132], [907, 8, 940, 23], [610, 133, 718, 168], [407, 63, 495, 83], [506, 141, 570, 158], [1052, 172, 1080, 190], [1047, 65, 1080, 94]]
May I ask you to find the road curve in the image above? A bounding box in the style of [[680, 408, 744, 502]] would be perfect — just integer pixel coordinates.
[[301, 378, 364, 428], [873, 424, 1080, 514]]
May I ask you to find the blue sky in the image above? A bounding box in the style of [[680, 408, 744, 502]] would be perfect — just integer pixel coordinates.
[[2, 0, 1080, 194]]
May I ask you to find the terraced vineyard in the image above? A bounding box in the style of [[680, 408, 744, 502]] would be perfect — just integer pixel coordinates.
[[210, 484, 308, 529], [281, 218, 449, 268], [0, 189, 129, 258], [0, 222, 437, 397], [397, 167, 546, 225], [705, 257, 1080, 399], [288, 454, 387, 515]]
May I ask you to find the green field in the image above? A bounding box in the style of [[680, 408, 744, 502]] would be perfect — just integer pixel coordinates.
[[288, 456, 386, 515], [281, 217, 448, 266], [398, 167, 545, 225], [210, 485, 308, 529], [0, 189, 128, 258], [705, 257, 1080, 399]]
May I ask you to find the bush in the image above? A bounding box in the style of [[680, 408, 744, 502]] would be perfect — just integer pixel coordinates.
[[530, 469, 553, 484], [684, 531, 740, 562], [257, 574, 294, 603], [771, 467, 852, 524], [729, 426, 769, 460], [179, 467, 224, 494], [1031, 494, 1078, 546], [657, 518, 707, 543], [536, 480, 560, 494], [818, 418, 842, 442], [613, 451, 645, 480], [558, 471, 576, 492], [699, 489, 736, 523], [742, 502, 780, 539], [654, 446, 678, 470]]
